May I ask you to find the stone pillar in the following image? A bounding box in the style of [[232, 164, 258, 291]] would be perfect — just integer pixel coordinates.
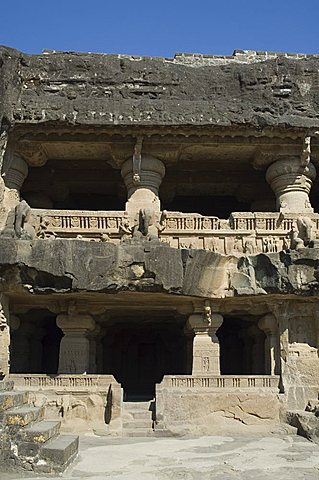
[[56, 313, 95, 374], [247, 325, 265, 374], [10, 318, 33, 373], [29, 326, 46, 373], [96, 330, 105, 374], [4, 155, 28, 205], [1, 155, 29, 230], [0, 296, 10, 377], [258, 314, 279, 375], [5, 155, 28, 190], [88, 325, 101, 374], [240, 329, 254, 375], [183, 327, 194, 375], [121, 154, 165, 218], [187, 313, 223, 375], [266, 157, 316, 213]]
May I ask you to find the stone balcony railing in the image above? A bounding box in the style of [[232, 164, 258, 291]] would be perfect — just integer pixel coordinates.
[[10, 373, 120, 391], [32, 208, 319, 256], [159, 375, 280, 390]]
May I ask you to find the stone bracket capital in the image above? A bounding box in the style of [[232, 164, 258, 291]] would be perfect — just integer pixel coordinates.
[[258, 313, 278, 335]]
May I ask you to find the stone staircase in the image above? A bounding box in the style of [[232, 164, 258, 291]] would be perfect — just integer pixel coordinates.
[[0, 380, 79, 474], [122, 400, 155, 436]]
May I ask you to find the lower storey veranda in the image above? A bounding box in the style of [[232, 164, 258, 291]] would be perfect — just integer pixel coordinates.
[[8, 293, 274, 399]]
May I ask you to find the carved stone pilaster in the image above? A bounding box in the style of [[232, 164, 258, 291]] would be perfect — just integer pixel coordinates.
[[56, 313, 95, 374], [29, 326, 46, 373], [88, 325, 101, 374], [258, 314, 279, 375], [5, 155, 28, 192], [0, 296, 10, 377], [312, 307, 319, 353], [247, 325, 265, 375], [10, 318, 34, 373], [266, 157, 316, 213], [121, 154, 165, 217], [187, 312, 223, 375]]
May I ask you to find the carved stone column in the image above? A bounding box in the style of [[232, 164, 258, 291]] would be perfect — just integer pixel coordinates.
[[29, 325, 46, 373], [183, 326, 194, 375], [187, 313, 223, 375], [56, 313, 95, 374], [5, 155, 28, 190], [10, 318, 33, 373], [239, 328, 254, 374], [96, 328, 105, 374], [121, 154, 165, 217], [0, 296, 10, 377], [88, 325, 101, 374], [258, 314, 279, 375], [266, 157, 316, 213], [4, 155, 28, 205], [1, 155, 29, 230], [247, 325, 265, 374]]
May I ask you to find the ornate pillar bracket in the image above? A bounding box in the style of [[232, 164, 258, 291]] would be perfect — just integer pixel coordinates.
[[121, 153, 165, 219], [187, 305, 223, 375], [56, 312, 96, 374], [258, 313, 279, 375], [266, 156, 316, 213]]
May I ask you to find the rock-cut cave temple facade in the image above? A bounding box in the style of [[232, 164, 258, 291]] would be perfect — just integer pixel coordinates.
[[1, 47, 319, 463]]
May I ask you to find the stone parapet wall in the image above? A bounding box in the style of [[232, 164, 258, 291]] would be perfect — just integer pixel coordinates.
[[155, 375, 282, 435], [32, 208, 319, 255], [160, 374, 280, 390], [10, 374, 123, 434]]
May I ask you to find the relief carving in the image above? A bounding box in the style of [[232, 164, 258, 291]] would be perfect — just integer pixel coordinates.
[[30, 209, 319, 255]]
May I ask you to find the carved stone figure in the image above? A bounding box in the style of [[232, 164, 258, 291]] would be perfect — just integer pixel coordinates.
[[119, 217, 133, 239], [1, 199, 35, 239], [297, 216, 314, 245], [290, 225, 305, 250], [290, 217, 314, 250]]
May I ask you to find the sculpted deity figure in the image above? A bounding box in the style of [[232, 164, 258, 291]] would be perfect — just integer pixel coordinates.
[[290, 217, 314, 250]]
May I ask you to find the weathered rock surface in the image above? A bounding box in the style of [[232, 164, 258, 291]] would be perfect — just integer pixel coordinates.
[[0, 237, 319, 298], [1, 46, 319, 130], [287, 410, 319, 444]]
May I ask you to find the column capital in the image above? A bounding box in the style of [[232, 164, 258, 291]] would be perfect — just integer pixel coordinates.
[[9, 315, 21, 331], [121, 154, 165, 217], [187, 312, 223, 334], [258, 314, 278, 335], [56, 313, 95, 335], [246, 325, 264, 338], [4, 155, 29, 191], [266, 156, 316, 213]]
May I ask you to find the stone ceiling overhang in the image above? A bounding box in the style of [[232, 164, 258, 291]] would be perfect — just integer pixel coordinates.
[[1, 46, 319, 133]]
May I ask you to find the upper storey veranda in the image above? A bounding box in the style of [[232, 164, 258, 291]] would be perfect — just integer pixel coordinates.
[[1, 47, 319, 256]]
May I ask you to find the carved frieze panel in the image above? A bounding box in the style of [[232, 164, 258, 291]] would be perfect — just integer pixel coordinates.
[[31, 208, 319, 256]]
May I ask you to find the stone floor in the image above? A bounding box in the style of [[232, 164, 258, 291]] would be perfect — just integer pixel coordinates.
[[3, 433, 319, 479]]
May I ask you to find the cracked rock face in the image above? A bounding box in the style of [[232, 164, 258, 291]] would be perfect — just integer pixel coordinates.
[[0, 237, 319, 297], [1, 46, 319, 129]]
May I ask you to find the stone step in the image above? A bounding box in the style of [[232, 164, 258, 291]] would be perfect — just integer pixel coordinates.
[[20, 420, 61, 444], [131, 410, 153, 420], [123, 419, 153, 429], [122, 429, 155, 437], [40, 434, 79, 469], [0, 380, 14, 392], [0, 391, 29, 412], [123, 401, 153, 410], [2, 405, 44, 427]]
